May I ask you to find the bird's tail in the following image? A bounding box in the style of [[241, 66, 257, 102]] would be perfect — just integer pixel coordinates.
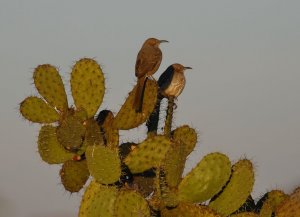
[[133, 76, 147, 112]]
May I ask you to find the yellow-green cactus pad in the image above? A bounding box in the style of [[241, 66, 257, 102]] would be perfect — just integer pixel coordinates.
[[33, 64, 68, 111], [163, 141, 186, 188], [172, 125, 197, 156], [86, 145, 121, 184], [178, 152, 231, 203], [209, 159, 255, 216], [56, 113, 86, 150], [275, 197, 300, 217], [20, 96, 59, 123], [124, 135, 172, 173], [114, 190, 150, 217], [79, 180, 117, 217], [60, 160, 90, 193], [259, 190, 288, 216], [71, 58, 105, 118], [161, 203, 221, 217], [85, 118, 103, 146], [230, 213, 259, 217], [113, 79, 158, 130], [291, 187, 300, 202], [38, 125, 74, 164], [259, 203, 273, 217]]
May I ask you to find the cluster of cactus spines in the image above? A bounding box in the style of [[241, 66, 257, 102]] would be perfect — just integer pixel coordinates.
[[20, 57, 300, 217]]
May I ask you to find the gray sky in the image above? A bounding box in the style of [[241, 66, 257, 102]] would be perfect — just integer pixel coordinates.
[[1, 0, 300, 216]]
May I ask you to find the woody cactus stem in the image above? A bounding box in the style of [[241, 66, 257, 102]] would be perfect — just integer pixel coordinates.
[[164, 97, 175, 137]]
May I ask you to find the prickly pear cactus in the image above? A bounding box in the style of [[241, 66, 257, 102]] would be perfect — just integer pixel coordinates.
[[20, 56, 300, 217]]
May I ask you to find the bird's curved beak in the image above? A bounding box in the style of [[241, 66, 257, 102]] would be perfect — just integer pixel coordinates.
[[159, 40, 169, 43], [184, 66, 192, 70]]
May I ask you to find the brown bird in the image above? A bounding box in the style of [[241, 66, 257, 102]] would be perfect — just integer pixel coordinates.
[[133, 38, 168, 112], [158, 63, 192, 98]]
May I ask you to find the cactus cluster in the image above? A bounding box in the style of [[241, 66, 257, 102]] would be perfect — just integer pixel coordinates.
[[20, 58, 300, 217]]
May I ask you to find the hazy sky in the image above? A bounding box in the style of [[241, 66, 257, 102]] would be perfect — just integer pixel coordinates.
[[1, 0, 300, 216]]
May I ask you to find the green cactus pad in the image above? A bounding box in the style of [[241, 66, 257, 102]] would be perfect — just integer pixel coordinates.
[[163, 141, 187, 188], [209, 159, 255, 216], [290, 187, 300, 202], [124, 135, 172, 173], [178, 152, 231, 203], [85, 118, 103, 146], [230, 213, 259, 217], [20, 96, 60, 123], [56, 113, 86, 150], [259, 203, 273, 217], [275, 188, 300, 217], [86, 145, 121, 184], [114, 189, 150, 217], [79, 180, 117, 217], [38, 125, 74, 164], [258, 190, 288, 216], [113, 79, 158, 130], [71, 58, 105, 118], [275, 197, 300, 217], [161, 203, 221, 217], [172, 125, 197, 156], [60, 160, 90, 193], [33, 64, 68, 112]]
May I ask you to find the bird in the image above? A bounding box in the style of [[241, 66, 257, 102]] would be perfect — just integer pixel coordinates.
[[158, 63, 192, 98], [133, 37, 168, 112]]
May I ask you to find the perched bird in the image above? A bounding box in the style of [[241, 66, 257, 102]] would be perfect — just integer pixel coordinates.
[[133, 38, 168, 112], [158, 63, 192, 98]]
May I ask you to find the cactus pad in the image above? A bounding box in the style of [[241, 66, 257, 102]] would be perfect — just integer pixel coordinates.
[[85, 118, 103, 146], [60, 160, 90, 192], [178, 152, 231, 203], [114, 189, 150, 217], [97, 110, 119, 149], [56, 113, 86, 150], [38, 125, 74, 164], [86, 145, 121, 184], [71, 58, 105, 118], [113, 79, 158, 130], [209, 159, 255, 216], [163, 141, 187, 188], [124, 135, 172, 173], [33, 64, 68, 111], [79, 180, 117, 217], [275, 197, 300, 217], [172, 125, 197, 156], [20, 96, 60, 123], [230, 213, 259, 217], [161, 203, 221, 217], [258, 190, 288, 216]]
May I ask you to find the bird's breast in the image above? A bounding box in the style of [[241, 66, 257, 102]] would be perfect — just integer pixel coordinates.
[[163, 73, 186, 97]]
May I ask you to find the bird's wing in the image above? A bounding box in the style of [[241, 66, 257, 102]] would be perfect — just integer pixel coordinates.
[[158, 65, 174, 91], [135, 47, 162, 78]]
